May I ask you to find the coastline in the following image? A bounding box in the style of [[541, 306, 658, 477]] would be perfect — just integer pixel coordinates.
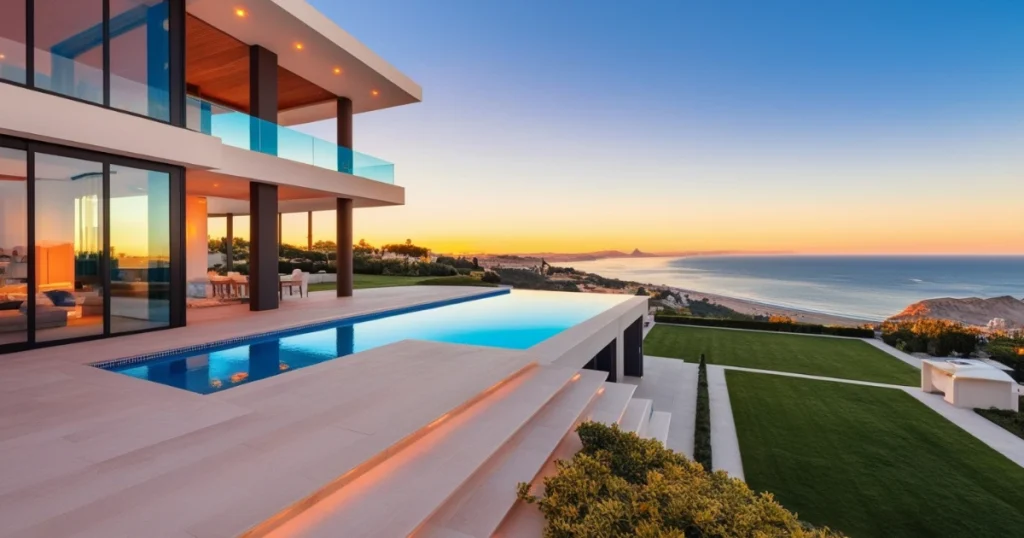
[[654, 285, 876, 327]]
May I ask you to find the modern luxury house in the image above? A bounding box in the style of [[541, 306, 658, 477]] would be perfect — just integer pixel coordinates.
[[0, 2, 664, 537], [0, 0, 416, 352]]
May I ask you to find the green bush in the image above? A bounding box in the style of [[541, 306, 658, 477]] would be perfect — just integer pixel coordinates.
[[518, 421, 843, 538], [976, 397, 1024, 441], [481, 271, 502, 284], [655, 315, 875, 338], [694, 354, 712, 470], [880, 319, 979, 356], [417, 276, 496, 287]]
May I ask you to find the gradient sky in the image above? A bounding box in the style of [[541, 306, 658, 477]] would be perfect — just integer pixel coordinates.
[[289, 0, 1024, 255]]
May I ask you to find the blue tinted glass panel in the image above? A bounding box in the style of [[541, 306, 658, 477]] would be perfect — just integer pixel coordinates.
[[34, 0, 104, 104]]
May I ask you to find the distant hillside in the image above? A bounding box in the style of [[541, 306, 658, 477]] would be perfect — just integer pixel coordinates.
[[888, 296, 1024, 328]]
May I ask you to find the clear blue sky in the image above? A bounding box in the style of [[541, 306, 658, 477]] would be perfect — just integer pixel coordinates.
[[304, 0, 1024, 254]]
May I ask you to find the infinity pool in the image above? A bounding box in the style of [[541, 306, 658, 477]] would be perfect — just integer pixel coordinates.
[[101, 290, 631, 394]]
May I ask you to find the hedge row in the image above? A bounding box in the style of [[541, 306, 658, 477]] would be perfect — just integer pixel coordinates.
[[694, 354, 712, 471], [654, 315, 874, 338]]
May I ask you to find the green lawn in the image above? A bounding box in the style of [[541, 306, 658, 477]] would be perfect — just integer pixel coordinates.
[[308, 274, 495, 292], [308, 274, 430, 292], [644, 324, 919, 385], [728, 371, 1024, 538]]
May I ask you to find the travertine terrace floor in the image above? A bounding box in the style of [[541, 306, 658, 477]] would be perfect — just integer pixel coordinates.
[[0, 286, 520, 538]]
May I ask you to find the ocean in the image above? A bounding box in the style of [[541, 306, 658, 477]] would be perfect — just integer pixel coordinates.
[[567, 255, 1024, 321]]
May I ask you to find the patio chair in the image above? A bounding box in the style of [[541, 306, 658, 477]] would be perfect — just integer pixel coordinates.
[[280, 269, 308, 299]]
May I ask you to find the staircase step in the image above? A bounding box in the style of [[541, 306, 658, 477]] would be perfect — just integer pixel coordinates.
[[643, 411, 672, 445], [415, 369, 608, 538], [619, 398, 653, 434], [265, 364, 581, 538], [492, 380, 639, 537], [588, 382, 637, 425]]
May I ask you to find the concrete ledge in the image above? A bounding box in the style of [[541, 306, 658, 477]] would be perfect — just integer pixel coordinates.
[[707, 365, 744, 480]]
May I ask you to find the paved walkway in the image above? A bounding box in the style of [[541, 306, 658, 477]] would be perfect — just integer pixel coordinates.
[[622, 356, 697, 457], [861, 338, 922, 369], [713, 364, 914, 390], [706, 365, 744, 479]]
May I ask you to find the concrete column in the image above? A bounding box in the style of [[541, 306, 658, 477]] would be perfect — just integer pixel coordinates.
[[249, 182, 279, 311], [184, 195, 208, 298], [624, 317, 644, 377], [249, 45, 278, 154], [307, 211, 313, 251], [336, 198, 353, 297], [225, 213, 233, 270], [337, 97, 353, 174]]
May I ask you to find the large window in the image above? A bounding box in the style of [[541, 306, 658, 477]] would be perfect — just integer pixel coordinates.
[[0, 139, 182, 353], [3, 0, 179, 122], [110, 164, 170, 333], [0, 147, 28, 346], [110, 0, 171, 121], [0, 0, 27, 84], [34, 153, 105, 342], [34, 0, 105, 104]]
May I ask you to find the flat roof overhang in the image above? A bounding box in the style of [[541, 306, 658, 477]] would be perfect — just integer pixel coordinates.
[[185, 0, 422, 123]]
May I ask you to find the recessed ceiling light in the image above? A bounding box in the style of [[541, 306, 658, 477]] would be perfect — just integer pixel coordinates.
[[371, 90, 379, 97], [213, 183, 220, 187], [294, 42, 304, 51], [234, 7, 247, 18], [333, 67, 342, 75], [0, 54, 5, 60]]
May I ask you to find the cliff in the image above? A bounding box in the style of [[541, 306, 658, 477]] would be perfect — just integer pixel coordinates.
[[888, 296, 1024, 329]]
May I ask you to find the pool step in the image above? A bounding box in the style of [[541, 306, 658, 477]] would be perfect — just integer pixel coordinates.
[[619, 398, 654, 435], [414, 369, 608, 538], [266, 364, 582, 538], [493, 381, 640, 537], [643, 411, 672, 445]]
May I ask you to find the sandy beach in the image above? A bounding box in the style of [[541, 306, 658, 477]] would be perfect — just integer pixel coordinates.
[[658, 286, 876, 327]]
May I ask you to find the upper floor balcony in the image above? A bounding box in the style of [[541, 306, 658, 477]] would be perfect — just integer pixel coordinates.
[[185, 96, 395, 184]]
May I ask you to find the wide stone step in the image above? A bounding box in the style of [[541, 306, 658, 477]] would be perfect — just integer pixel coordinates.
[[415, 369, 608, 538], [588, 381, 637, 425], [619, 398, 654, 434], [264, 364, 582, 538], [493, 380, 640, 538], [643, 411, 672, 445]]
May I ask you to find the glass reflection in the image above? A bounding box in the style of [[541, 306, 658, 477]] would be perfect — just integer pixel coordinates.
[[110, 164, 170, 334], [0, 0, 27, 83], [35, 153, 105, 342], [34, 0, 105, 103], [0, 148, 28, 346], [110, 0, 171, 121]]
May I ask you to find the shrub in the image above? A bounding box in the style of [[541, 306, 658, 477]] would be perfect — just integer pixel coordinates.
[[417, 276, 496, 287], [480, 271, 502, 284], [518, 421, 844, 537], [976, 397, 1024, 440], [654, 315, 874, 338], [880, 319, 980, 356], [694, 354, 712, 470]]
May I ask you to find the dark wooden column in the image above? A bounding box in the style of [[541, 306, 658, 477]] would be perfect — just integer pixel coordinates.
[[249, 45, 278, 154], [337, 97, 353, 174], [225, 213, 233, 271], [249, 183, 279, 311], [336, 198, 353, 297]]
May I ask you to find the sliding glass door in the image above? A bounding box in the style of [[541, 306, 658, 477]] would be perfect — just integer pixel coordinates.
[[0, 137, 182, 353], [34, 153, 105, 342]]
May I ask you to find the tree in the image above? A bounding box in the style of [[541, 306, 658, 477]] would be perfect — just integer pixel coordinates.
[[353, 239, 374, 255], [472, 257, 480, 269], [636, 286, 649, 296]]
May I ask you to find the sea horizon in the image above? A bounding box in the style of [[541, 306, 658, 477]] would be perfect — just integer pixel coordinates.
[[568, 254, 1024, 321]]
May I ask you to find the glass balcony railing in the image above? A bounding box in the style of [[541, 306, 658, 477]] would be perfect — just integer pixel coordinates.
[[185, 96, 395, 184]]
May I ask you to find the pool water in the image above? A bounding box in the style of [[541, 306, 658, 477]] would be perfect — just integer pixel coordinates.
[[102, 290, 630, 394]]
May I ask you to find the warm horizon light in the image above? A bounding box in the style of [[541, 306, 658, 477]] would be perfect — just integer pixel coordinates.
[[285, 1, 1024, 257]]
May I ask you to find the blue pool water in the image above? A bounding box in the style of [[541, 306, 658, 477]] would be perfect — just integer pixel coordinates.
[[101, 290, 630, 394]]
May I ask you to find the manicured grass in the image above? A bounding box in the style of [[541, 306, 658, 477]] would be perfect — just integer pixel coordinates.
[[727, 371, 1024, 538], [416, 275, 497, 287], [308, 274, 430, 292], [644, 324, 919, 386]]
